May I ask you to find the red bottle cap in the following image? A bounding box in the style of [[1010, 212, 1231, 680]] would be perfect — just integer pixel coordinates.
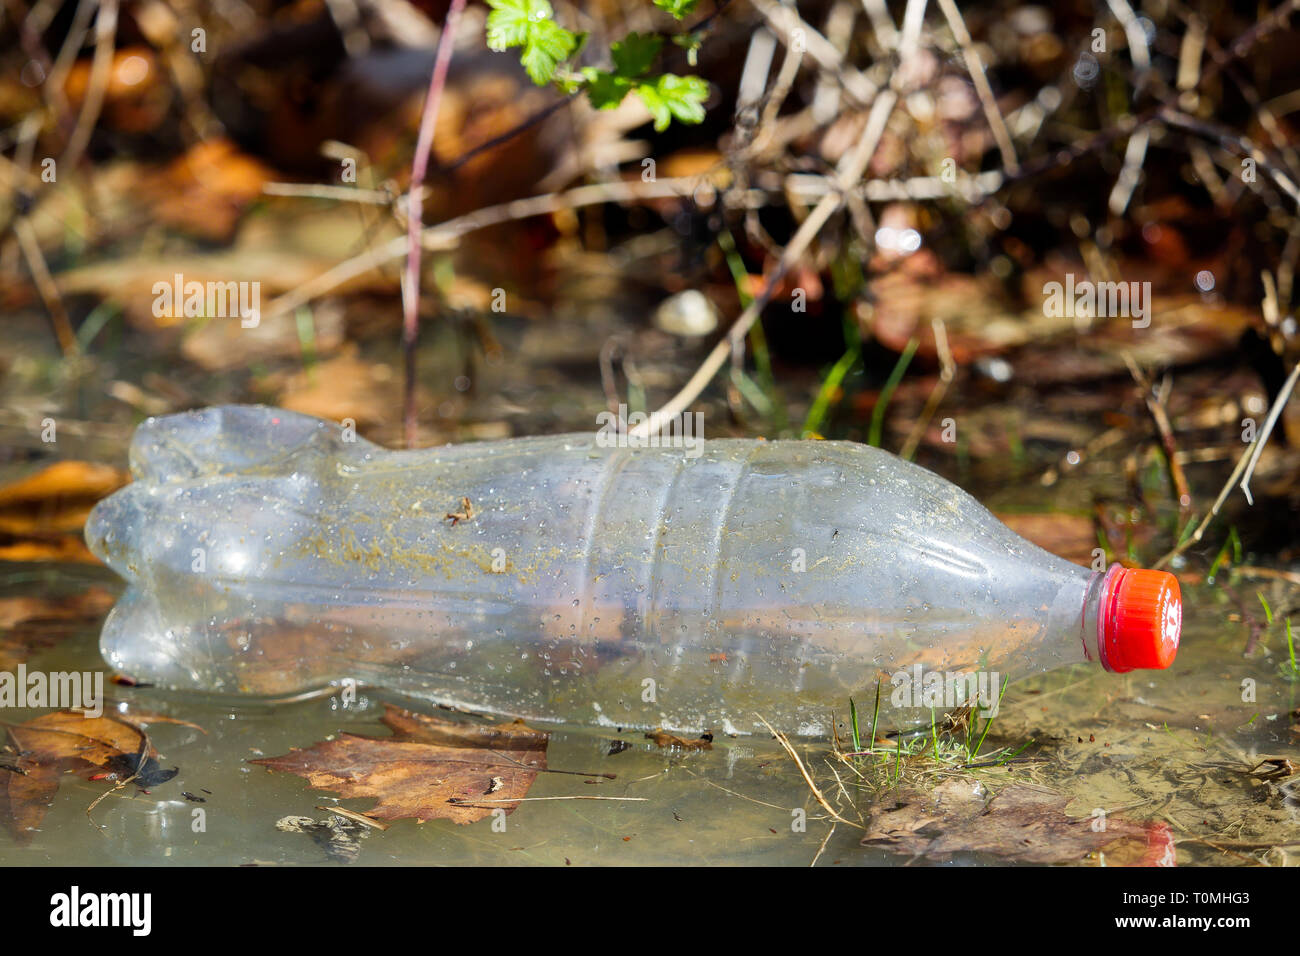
[[1099, 568, 1181, 672]]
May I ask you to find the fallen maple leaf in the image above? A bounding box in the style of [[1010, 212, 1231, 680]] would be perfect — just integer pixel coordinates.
[[1, 709, 203, 842], [250, 704, 549, 825], [860, 777, 1163, 864]]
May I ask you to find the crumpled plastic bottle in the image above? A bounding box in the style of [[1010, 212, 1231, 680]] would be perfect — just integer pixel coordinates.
[[85, 405, 1181, 736]]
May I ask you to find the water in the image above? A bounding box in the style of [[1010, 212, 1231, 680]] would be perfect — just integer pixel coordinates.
[[2, 562, 1295, 866]]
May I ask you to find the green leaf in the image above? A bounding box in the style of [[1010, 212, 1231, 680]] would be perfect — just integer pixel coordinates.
[[635, 83, 672, 131], [653, 0, 700, 20], [634, 74, 708, 131], [583, 69, 633, 109], [611, 32, 663, 77], [486, 0, 577, 86], [485, 0, 540, 51], [651, 73, 709, 126], [519, 17, 578, 84]]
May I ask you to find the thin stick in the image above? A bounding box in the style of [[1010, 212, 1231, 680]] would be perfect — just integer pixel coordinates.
[[402, 0, 467, 449], [935, 0, 1018, 173], [41, 0, 95, 143], [687, 770, 806, 813], [84, 716, 156, 832], [317, 805, 390, 831], [263, 182, 396, 205], [444, 95, 577, 173], [1156, 361, 1299, 567], [750, 0, 879, 105], [13, 216, 76, 355], [810, 823, 837, 867], [1236, 361, 1300, 505], [1161, 109, 1300, 208], [447, 795, 648, 805], [899, 319, 954, 460], [59, 0, 118, 170], [1124, 354, 1192, 512], [262, 176, 707, 323], [1104, 0, 1153, 73]]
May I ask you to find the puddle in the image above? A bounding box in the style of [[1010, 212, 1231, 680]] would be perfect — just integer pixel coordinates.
[[1, 561, 1295, 866]]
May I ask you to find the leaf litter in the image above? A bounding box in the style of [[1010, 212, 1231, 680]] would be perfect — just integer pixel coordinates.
[[251, 703, 551, 825], [1, 709, 205, 841], [859, 776, 1165, 864]]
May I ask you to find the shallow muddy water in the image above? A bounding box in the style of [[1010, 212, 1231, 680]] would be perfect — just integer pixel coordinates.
[[2, 560, 1296, 866]]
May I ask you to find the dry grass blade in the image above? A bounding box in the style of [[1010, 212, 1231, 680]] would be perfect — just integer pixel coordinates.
[[755, 714, 862, 829]]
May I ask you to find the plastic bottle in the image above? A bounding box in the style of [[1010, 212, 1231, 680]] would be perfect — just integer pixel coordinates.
[[85, 405, 1181, 736]]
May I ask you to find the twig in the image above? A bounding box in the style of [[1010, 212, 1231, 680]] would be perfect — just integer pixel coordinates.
[[750, 0, 879, 105], [1160, 109, 1300, 209], [32, 0, 92, 141], [317, 805, 390, 831], [84, 715, 156, 833], [59, 0, 119, 170], [1123, 355, 1192, 512], [263, 182, 396, 205], [263, 177, 707, 323], [899, 318, 955, 460], [444, 94, 578, 173], [935, 0, 1018, 173], [447, 795, 648, 805], [402, 0, 467, 449], [13, 216, 76, 355], [1103, 0, 1153, 73], [1236, 361, 1300, 505], [859, 0, 899, 50], [810, 822, 837, 867], [1156, 361, 1299, 568]]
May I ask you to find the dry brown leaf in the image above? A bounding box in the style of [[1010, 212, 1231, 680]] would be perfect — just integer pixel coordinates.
[[0, 462, 128, 564], [2, 710, 203, 841], [7, 710, 202, 771], [0, 537, 99, 563], [860, 777, 1163, 864], [250, 704, 548, 825], [145, 138, 275, 241], [0, 461, 129, 533], [644, 729, 713, 751]]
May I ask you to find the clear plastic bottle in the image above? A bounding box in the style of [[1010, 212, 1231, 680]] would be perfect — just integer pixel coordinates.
[[85, 405, 1181, 735]]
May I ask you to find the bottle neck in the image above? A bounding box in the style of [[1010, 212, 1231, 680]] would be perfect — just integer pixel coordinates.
[[1078, 564, 1126, 672]]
